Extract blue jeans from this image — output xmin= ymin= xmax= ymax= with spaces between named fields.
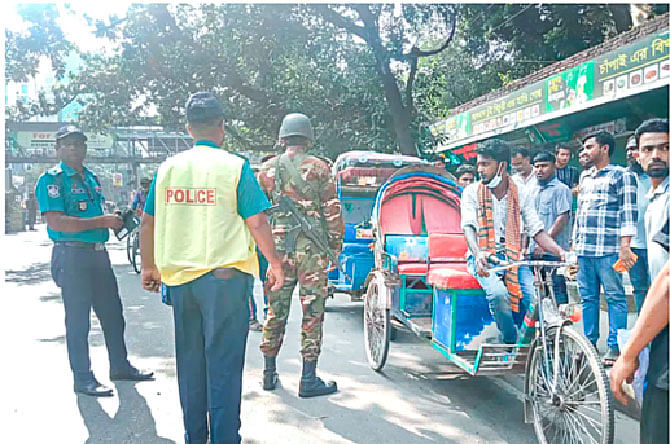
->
xmin=630 ymin=248 xmax=650 ymax=312
xmin=577 ymin=255 xmax=627 ymax=350
xmin=468 ymin=256 xmax=533 ymax=343
xmin=171 ymin=269 xmax=251 ymax=444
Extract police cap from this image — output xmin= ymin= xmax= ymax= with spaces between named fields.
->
xmin=185 ymin=92 xmax=225 ymax=123
xmin=56 ymin=125 xmax=87 ymax=141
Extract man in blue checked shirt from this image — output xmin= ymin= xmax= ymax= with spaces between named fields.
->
xmin=573 ymin=130 xmax=638 ymax=367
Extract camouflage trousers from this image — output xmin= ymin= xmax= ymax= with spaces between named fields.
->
xmin=260 ymin=243 xmax=329 ymax=361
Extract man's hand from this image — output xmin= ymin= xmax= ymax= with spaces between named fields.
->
xmin=99 ymin=214 xmax=123 ymax=230
xmin=476 ymin=251 xmax=491 ymax=277
xmin=266 ymin=259 xmax=284 ymax=291
xmin=532 ymin=246 xmax=544 ymax=259
xmin=141 ymin=265 xmax=162 ymax=293
xmin=609 ymin=353 xmax=639 ymax=405
xmin=617 ymin=245 xmax=637 ymax=272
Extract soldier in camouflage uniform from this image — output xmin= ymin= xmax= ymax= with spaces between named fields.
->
xmin=257 ymin=113 xmax=344 ymax=398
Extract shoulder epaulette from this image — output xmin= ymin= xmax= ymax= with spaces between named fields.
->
xmin=46 ymin=165 xmax=64 ymax=176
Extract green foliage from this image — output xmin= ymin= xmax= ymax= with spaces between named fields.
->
xmin=6 ymin=4 xmax=665 ymax=158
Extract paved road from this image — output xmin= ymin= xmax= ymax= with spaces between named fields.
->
xmin=2 ymin=225 xmax=639 ymax=443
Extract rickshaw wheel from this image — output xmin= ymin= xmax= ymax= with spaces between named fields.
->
xmin=527 ymin=325 xmax=613 ymax=444
xmin=363 ymin=278 xmax=390 ymax=372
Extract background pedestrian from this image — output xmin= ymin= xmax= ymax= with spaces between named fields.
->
xmin=572 ymin=131 xmax=638 ymax=366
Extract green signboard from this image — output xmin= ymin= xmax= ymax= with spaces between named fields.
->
xmin=593 ymin=31 xmax=670 ymax=99
xmin=546 ymin=61 xmax=595 ymax=112
xmin=431 ymin=28 xmax=670 ymax=149
xmin=469 ymin=82 xmax=545 ymax=136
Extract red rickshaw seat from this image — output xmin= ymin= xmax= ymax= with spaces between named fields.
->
xmin=428 ymin=263 xmax=481 ymax=289
xmin=397 ymin=263 xmax=429 ymax=274
xmin=428 ymin=233 xmax=468 ymax=260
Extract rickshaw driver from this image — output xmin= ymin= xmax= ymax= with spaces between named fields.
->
xmin=460 ymin=139 xmax=568 ymax=344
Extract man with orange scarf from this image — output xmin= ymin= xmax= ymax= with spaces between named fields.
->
xmin=461 ymin=139 xmax=568 ymax=343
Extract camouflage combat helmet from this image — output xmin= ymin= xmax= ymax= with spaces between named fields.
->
xmin=278 ymin=113 xmax=314 ymax=141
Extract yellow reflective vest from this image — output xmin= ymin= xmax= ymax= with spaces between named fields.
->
xmin=154 ymin=146 xmax=258 ymax=286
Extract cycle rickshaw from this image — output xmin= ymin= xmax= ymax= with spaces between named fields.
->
xmin=363 ymin=166 xmax=613 ymax=444
xmin=328 ymin=151 xmax=427 ymax=301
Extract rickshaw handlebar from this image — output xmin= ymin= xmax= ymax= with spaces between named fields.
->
xmin=486 ymin=255 xmax=577 ymax=273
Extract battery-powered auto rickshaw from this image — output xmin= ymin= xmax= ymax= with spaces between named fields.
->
xmin=328 ymin=151 xmax=427 ymax=300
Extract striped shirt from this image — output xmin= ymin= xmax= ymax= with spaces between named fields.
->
xmin=572 ymin=164 xmax=638 ymax=256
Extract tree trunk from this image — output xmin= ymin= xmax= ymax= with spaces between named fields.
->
xmin=376 ymin=59 xmax=417 ymax=156
xmin=609 ymin=4 xmax=633 ymax=33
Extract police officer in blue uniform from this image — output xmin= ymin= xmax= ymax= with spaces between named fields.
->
xmin=35 ymin=126 xmax=154 ymax=397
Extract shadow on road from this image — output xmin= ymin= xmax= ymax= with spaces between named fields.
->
xmin=5 ymin=262 xmax=52 ymax=285
xmin=77 ymin=383 xmax=175 ymax=444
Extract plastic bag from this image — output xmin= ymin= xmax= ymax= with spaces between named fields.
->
xmin=617 ymin=328 xmax=649 ymax=408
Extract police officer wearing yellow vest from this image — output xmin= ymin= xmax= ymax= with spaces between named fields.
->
xmin=35 ymin=126 xmax=154 ymax=397
xmin=139 ymin=92 xmax=283 ymax=444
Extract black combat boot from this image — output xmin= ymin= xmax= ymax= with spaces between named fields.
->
xmin=298 ymin=359 xmax=337 ymax=398
xmin=262 ymin=355 xmax=278 ymax=391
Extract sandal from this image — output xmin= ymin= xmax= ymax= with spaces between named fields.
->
xmin=601 ymin=348 xmax=619 ymax=367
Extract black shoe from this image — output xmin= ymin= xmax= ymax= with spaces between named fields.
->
xmin=110 ymin=367 xmax=154 ymax=381
xmin=74 ymin=380 xmax=114 ymax=397
xmin=298 ymin=360 xmax=337 ymax=398
xmin=601 ymin=348 xmax=619 ymax=368
xmin=262 ymin=355 xmax=278 ymax=391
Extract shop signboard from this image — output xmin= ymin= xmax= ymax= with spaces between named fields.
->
xmin=113 ymin=172 xmax=123 ymax=187
xmin=546 ymin=61 xmax=595 ymax=112
xmin=430 ymin=113 xmax=469 ymax=141
xmin=469 ymin=83 xmax=545 ymax=136
xmin=594 ymin=30 xmax=670 ymax=100
xmin=433 ymin=27 xmax=669 ymax=150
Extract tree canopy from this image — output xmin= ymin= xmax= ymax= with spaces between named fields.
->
xmin=6 ymin=4 xmax=667 ymax=157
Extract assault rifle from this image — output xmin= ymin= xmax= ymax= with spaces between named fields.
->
xmin=269 ymin=195 xmax=351 ymax=283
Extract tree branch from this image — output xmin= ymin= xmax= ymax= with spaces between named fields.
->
xmin=413 ymin=10 xmax=456 ymax=57
xmin=405 ymin=10 xmax=456 ymax=113
xmin=312 ymin=5 xmax=368 ymax=41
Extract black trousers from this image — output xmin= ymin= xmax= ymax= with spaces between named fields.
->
xmin=51 ymin=245 xmax=130 ymax=383
xmin=171 ymin=269 xmax=251 ymax=444
xmin=641 ymin=385 xmax=669 ymax=444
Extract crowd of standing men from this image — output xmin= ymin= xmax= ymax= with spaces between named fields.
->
xmin=458 ymin=118 xmax=668 ymax=444
xmin=32 ymin=88 xmax=667 ymax=444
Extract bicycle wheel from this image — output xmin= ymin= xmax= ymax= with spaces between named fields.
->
xmin=363 ymin=276 xmax=390 ymax=372
xmin=126 ymin=233 xmax=132 ymax=262
xmin=131 ymin=231 xmax=141 ymax=274
xmin=527 ymin=325 xmax=613 ymax=444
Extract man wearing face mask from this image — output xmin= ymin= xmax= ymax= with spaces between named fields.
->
xmin=460 ymin=139 xmax=567 ymax=344
xmin=624 ymin=136 xmax=651 ymax=312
